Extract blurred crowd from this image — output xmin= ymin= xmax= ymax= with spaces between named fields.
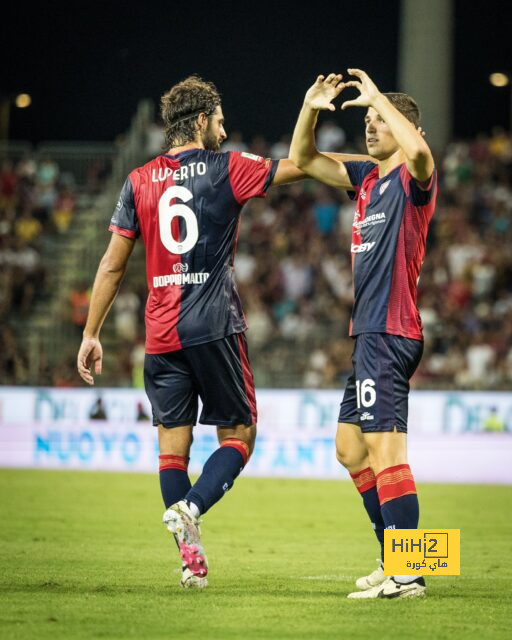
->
xmin=2 ymin=122 xmax=512 ymax=390
xmin=0 ymin=155 xmax=78 ymax=383
xmin=140 ymin=122 xmax=512 ymax=390
xmin=0 ymin=152 xmax=112 ymax=385
xmin=415 ymin=128 xmax=512 ymax=389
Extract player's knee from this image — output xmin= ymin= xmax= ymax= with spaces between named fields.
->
xmin=158 ymin=424 xmax=193 ymax=457
xmin=336 ymin=444 xmax=365 ymax=471
xmin=160 ymin=441 xmax=193 ymax=457
xmin=368 ymin=450 xmax=407 ymax=475
xmin=365 ymin=431 xmax=408 ymax=473
xmin=218 ymin=424 xmax=256 ymax=455
xmin=236 ymin=424 xmax=257 ymax=454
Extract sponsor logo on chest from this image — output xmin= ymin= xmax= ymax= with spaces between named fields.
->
xmin=351 ymin=242 xmax=376 ymax=253
xmin=153 ymin=270 xmax=210 ymax=288
xmin=354 ymin=211 xmax=387 ymax=230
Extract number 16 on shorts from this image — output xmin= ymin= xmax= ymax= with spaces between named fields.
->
xmin=356 ymin=378 xmax=376 ymax=408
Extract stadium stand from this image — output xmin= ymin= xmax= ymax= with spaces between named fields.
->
xmin=1 ymin=104 xmax=511 ymax=390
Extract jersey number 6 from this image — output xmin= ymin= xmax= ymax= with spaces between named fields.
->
xmin=158 ymin=185 xmax=199 ymax=255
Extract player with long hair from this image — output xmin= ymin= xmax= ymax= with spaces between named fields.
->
xmin=77 ymin=75 xmax=350 ymax=589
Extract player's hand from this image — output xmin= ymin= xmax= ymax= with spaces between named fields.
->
xmin=341 ymin=68 xmax=381 ymax=110
xmin=304 ymin=73 xmax=346 ymax=111
xmin=77 ymin=336 xmax=103 ymax=385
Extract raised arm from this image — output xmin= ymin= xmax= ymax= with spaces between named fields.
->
xmin=272 ymin=153 xmax=374 ymax=186
xmin=342 ymin=68 xmax=434 ymax=182
xmin=77 ymin=233 xmax=135 ymax=385
xmin=288 ymin=74 xmax=356 ymax=189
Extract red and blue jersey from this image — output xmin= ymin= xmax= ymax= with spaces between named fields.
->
xmin=109 ymin=149 xmax=278 ymax=354
xmin=344 ymin=161 xmax=437 ymax=340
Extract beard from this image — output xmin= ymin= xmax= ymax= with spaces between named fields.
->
xmin=201 ymin=123 xmax=221 ymax=151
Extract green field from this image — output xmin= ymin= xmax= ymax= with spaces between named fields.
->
xmin=0 ymin=470 xmax=510 ymax=640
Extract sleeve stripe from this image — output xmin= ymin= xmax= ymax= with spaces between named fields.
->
xmin=108 ymin=224 xmax=137 ymax=239
xmin=416 ymin=168 xmax=436 ymax=191
xmin=400 ymin=164 xmax=437 ymax=205
xmin=262 ymin=159 xmax=279 ymax=193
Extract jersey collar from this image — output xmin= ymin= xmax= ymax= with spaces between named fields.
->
xmin=163 ymin=149 xmax=201 ymax=160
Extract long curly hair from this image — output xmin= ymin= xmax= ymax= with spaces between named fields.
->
xmin=160 ymin=75 xmax=221 ymax=149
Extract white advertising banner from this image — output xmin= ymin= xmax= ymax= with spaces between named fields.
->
xmin=0 ymin=387 xmax=511 ymax=483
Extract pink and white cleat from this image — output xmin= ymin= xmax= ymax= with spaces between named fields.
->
xmin=181 ymin=565 xmax=208 ymax=589
xmin=163 ymin=500 xmax=208 ymax=587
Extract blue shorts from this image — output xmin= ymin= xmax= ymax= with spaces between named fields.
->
xmin=338 ymin=333 xmax=423 ymax=433
xmin=144 ymin=333 xmax=257 ymax=428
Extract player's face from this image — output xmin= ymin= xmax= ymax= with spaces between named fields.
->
xmin=364 ymin=107 xmax=399 ymax=159
xmin=202 ymin=106 xmax=227 ymax=152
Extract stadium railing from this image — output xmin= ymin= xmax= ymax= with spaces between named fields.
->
xmin=6 ymin=100 xmax=155 ymax=386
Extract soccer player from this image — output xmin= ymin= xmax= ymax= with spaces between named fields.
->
xmin=76 ymin=75 xmax=317 ymax=589
xmin=290 ymin=70 xmax=436 ymax=599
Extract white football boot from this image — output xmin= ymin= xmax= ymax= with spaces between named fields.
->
xmin=355 ymin=560 xmax=386 ymax=590
xmin=181 ymin=565 xmax=208 ymax=589
xmin=163 ymin=500 xmax=208 ymax=587
xmin=348 ymin=576 xmax=426 ymax=599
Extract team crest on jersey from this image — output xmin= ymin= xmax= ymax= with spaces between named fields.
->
xmin=173 ymin=263 xmax=189 ymax=273
xmin=379 ymin=180 xmax=390 ymax=195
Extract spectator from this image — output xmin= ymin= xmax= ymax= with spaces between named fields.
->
xmin=222 ymin=131 xmax=248 ymax=153
xmin=130 ymin=338 xmax=146 ymax=389
xmin=136 ymin=401 xmax=150 ymax=421
xmin=37 ymin=158 xmax=59 ymax=186
xmin=114 ymin=287 xmax=141 ymax=342
xmin=89 ymin=397 xmax=108 ymax=420
xmin=69 ymin=282 xmax=90 ymax=336
xmin=317 ymin=119 xmax=346 ymax=152
xmin=52 ymin=187 xmax=76 ymax=234
xmin=270 ymin=134 xmax=291 ymax=159
xmin=0 ymin=160 xmax=17 ymax=210
xmin=15 ymin=207 xmax=42 ymax=244
xmin=144 ymin=121 xmax=165 ymax=158
xmin=312 ymin=184 xmax=339 ymax=235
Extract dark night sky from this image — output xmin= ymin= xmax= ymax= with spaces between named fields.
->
xmin=2 ymin=0 xmax=512 ymax=145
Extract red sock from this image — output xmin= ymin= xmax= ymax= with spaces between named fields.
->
xmin=159 ymin=454 xmax=191 ymax=508
xmin=376 ymin=464 xmax=419 ymax=529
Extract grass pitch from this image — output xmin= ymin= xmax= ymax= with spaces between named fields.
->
xmin=0 ymin=469 xmax=510 ymax=640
